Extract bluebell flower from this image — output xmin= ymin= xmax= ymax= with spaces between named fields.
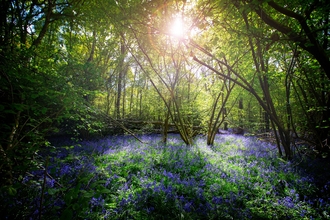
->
xmin=105 ymin=178 xmax=112 ymax=187
xmin=89 ymin=197 xmax=105 ymax=214
xmin=196 ymin=188 xmax=204 ymax=200
xmin=212 ymin=196 xmax=223 ymax=204
xmin=279 ymin=196 xmax=295 ymax=208
xmin=147 ymin=206 xmax=154 ymax=213
xmin=184 ymin=201 xmax=193 ymax=212
xmin=178 ymin=195 xmax=185 ymax=202
xmin=300 ymin=209 xmax=306 ymax=217
xmin=119 ymin=198 xmax=128 ymax=207
xmin=33 ymin=209 xmax=39 ymax=216
xmin=318 ymin=198 xmax=324 ymax=207
xmin=46 ymin=178 xmax=55 ymax=188
xmin=60 ymin=164 xmax=70 ymax=175
xmin=90 ymin=197 xmax=98 ymax=206
xmin=22 ymin=175 xmax=31 ymax=184
xmin=165 ymin=185 xmax=173 ymax=195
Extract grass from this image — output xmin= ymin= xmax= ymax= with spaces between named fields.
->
xmin=1 ymin=134 xmax=329 ymax=219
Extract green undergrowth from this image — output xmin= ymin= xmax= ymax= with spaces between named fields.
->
xmin=1 ymin=134 xmax=329 ymax=219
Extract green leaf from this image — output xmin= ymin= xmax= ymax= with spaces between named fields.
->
xmin=41 ymin=107 xmax=48 ymax=114
xmin=48 ymin=188 xmax=58 ymax=195
xmin=60 ymin=209 xmax=73 ymax=220
xmin=105 ymin=203 xmax=117 ymax=209
xmin=82 ymin=190 xmax=94 ymax=198
xmin=100 ymin=188 xmax=112 ymax=194
xmin=7 ymin=186 xmax=17 ymax=196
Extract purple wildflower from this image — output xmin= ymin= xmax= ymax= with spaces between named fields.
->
xmin=46 ymin=178 xmax=55 ymax=188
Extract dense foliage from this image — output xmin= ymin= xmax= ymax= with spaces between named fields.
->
xmin=1 ymin=134 xmax=329 ymax=219
xmin=0 ymin=0 xmax=329 ymax=218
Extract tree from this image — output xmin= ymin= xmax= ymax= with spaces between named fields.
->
xmin=0 ymin=0 xmax=81 ymax=184
xmin=236 ymin=0 xmax=330 ymax=153
xmin=206 ymin=59 xmax=236 ymax=145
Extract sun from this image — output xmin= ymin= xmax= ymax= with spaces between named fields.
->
xmin=169 ymin=16 xmax=185 ymax=39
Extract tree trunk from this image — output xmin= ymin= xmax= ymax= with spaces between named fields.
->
xmin=238 ymin=98 xmax=243 ymax=129
xmin=116 ymin=42 xmax=126 ymax=119
xmin=162 ymin=107 xmax=170 ymax=144
xmin=130 ymin=68 xmax=137 ymax=114
xmin=242 ymin=11 xmax=292 ymax=159
xmin=223 ymin=108 xmax=228 ymax=131
xmin=263 ymin=97 xmax=270 ymax=132
xmin=122 ymin=67 xmax=126 ymax=118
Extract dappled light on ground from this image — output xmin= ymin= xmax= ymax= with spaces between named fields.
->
xmin=1 ymin=134 xmax=329 ymax=219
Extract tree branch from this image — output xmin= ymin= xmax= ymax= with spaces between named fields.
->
xmin=268 ymin=1 xmax=304 ymax=21
xmin=252 ymin=4 xmax=330 ymax=79
xmin=32 ymin=0 xmax=54 ymax=47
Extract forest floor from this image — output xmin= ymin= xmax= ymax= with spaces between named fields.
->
xmin=1 ymin=134 xmax=330 ymax=219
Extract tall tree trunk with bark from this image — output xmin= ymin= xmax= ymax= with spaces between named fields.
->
xmin=116 ymin=41 xmax=126 ymax=119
